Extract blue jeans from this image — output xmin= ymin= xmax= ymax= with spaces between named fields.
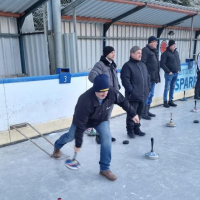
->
xmin=54 ymin=121 xmax=112 ymax=171
xmin=163 ymin=73 xmax=178 ymax=102
xmin=145 ymin=82 xmax=156 ymax=105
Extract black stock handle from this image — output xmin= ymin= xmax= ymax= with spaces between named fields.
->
xmin=73 ymin=152 xmax=77 ymax=160
xmin=151 ymin=138 xmax=154 ymax=152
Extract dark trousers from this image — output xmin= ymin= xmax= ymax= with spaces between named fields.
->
xmin=195 ymin=71 xmax=200 ymax=97
xmin=126 ymin=101 xmax=144 ymax=132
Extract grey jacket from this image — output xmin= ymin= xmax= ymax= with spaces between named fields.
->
xmin=89 ymin=56 xmax=120 ymax=90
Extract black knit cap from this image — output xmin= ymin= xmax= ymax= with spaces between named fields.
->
xmin=168 ymin=40 xmax=176 ymax=47
xmin=93 ymin=74 xmax=109 ymax=92
xmin=148 ymin=36 xmax=158 ymax=44
xmin=103 ymin=46 xmax=115 ymax=57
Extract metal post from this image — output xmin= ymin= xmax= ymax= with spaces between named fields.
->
xmin=73 ymin=7 xmax=79 ymax=72
xmin=47 ymin=0 xmax=53 ymax=32
xmin=52 ymin=0 xmax=63 ymax=68
xmin=17 ymin=19 xmax=26 ymax=75
xmin=189 ymin=16 xmax=194 ymax=58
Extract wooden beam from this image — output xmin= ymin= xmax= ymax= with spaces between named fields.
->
xmin=62 ymin=16 xmax=111 ymax=23
xmin=0 ymin=11 xmax=20 ymax=18
xmin=167 ymin=26 xmax=200 ymax=31
xmin=147 ymin=3 xmax=197 ymax=15
xmin=114 ymin=22 xmax=162 ymax=28
xmin=62 ymin=16 xmax=200 ymax=31
xmin=95 ymin=0 xmax=145 ymax=6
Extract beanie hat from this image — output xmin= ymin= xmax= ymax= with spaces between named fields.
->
xmin=130 ymin=46 xmax=141 ymax=54
xmin=148 ymin=36 xmax=158 ymax=44
xmin=168 ymin=40 xmax=176 ymax=47
xmin=93 ymin=74 xmax=109 ymax=92
xmin=103 ymin=46 xmax=115 ymax=57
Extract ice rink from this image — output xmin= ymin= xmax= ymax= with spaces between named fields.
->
xmin=1 ymin=98 xmax=200 ymax=200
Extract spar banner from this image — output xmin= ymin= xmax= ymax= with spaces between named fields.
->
xmin=175 ymin=64 xmax=197 ymax=92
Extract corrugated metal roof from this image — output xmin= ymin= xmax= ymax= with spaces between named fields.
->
xmin=135 ymin=0 xmax=199 ymax=12
xmin=0 ymin=0 xmax=41 ymax=13
xmin=119 ymin=7 xmax=187 ymax=25
xmin=62 ymin=0 xmax=200 ymax=28
xmin=66 ymin=0 xmax=137 ymax=19
xmin=175 ymin=15 xmax=200 ymax=28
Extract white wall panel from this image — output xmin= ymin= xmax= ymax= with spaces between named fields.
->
xmin=3 ymin=77 xmax=87 ymax=130
xmin=0 ymin=17 xmax=21 ymax=77
xmin=0 ymin=17 xmax=18 ymax=34
xmin=62 ymin=21 xmax=196 ymax=71
xmin=0 ymin=37 xmax=21 ymax=77
xmin=161 ymin=29 xmax=196 ymax=62
xmin=23 ymin=34 xmax=50 ymax=76
xmin=0 ymin=84 xmax=8 ymax=131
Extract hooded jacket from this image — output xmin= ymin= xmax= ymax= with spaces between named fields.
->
xmin=89 ymin=56 xmax=120 ymax=90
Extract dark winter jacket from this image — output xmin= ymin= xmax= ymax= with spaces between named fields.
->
xmin=141 ymin=45 xmax=160 ymax=83
xmin=89 ymin=56 xmax=120 ymax=90
xmin=120 ymin=57 xmax=150 ymax=102
xmin=73 ymin=87 xmax=136 ymax=148
xmin=161 ymin=47 xmax=181 ymax=74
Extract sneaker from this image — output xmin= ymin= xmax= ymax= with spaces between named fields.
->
xmin=163 ymin=101 xmax=170 ymax=108
xmin=52 ymin=148 xmax=61 ymax=158
xmin=84 ymin=128 xmax=92 ymax=134
xmin=168 ymin=100 xmax=177 ymax=107
xmin=86 ymin=128 xmax=96 ymax=136
xmin=100 ymin=170 xmax=117 ymax=181
xmin=134 ymin=128 xmax=146 ymax=136
xmin=127 ymin=131 xmax=135 ymax=138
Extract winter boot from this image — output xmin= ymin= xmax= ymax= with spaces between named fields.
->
xmin=95 ymin=134 xmax=100 ymax=144
xmin=147 ymin=105 xmax=156 ymax=117
xmin=127 ymin=130 xmax=135 ymax=138
xmin=134 ymin=127 xmax=146 ymax=136
xmin=95 ymin=134 xmax=116 ymax=144
xmin=52 ymin=148 xmax=61 ymax=158
xmin=194 ymin=94 xmax=200 ymax=100
xmin=142 ymin=105 xmax=151 ymax=120
xmin=163 ymin=101 xmax=170 ymax=108
xmin=168 ymin=100 xmax=177 ymax=107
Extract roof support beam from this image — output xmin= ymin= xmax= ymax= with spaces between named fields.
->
xmin=18 ymin=0 xmax=49 ymax=31
xmin=193 ymin=30 xmax=200 ymax=60
xmin=157 ymin=13 xmax=197 ymax=38
xmin=103 ymin=4 xmax=146 ymax=48
xmin=17 ymin=0 xmax=49 ymax=75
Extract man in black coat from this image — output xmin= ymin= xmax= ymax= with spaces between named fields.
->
xmin=141 ymin=36 xmax=160 ymax=120
xmin=120 ymin=46 xmax=149 ymax=138
xmin=52 ymin=74 xmax=139 ymax=181
xmin=161 ymin=40 xmax=181 ymax=107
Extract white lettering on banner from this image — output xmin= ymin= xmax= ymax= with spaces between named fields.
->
xmin=175 ymin=64 xmax=197 ymax=92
